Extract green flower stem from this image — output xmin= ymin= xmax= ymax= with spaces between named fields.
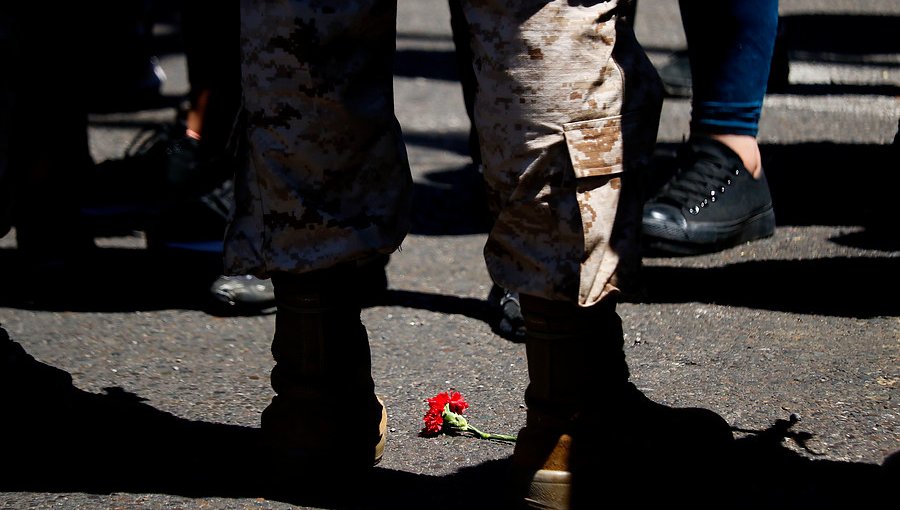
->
xmin=443 ymin=407 xmax=517 ymax=442
xmin=467 ymin=424 xmax=517 ymax=442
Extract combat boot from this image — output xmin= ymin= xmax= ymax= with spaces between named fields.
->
xmin=261 ymin=263 xmax=387 ymax=470
xmin=511 ymin=295 xmax=734 ymax=509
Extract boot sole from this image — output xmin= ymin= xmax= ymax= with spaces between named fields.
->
xmin=373 ymin=403 xmax=387 ymax=465
xmin=262 ymin=398 xmax=388 ymax=468
xmin=643 ymin=207 xmax=776 ymax=256
xmin=522 ymin=469 xmax=572 ymax=510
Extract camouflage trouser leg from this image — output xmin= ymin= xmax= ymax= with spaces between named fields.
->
xmin=227 ymin=0 xmax=661 ymax=307
xmin=461 ymin=0 xmax=663 ymax=306
xmin=225 ymin=1 xmax=412 ymax=277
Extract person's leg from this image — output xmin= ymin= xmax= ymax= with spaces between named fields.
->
xmin=229 ymin=0 xmax=410 ymax=467
xmin=448 ymin=0 xmax=528 ymax=341
xmin=83 ymin=2 xmax=241 ymax=246
xmin=447 ymin=0 xmax=480 ymax=169
xmin=684 ymin=0 xmax=779 ymax=176
xmin=6 ymin=5 xmax=95 ymax=269
xmin=164 ymin=0 xmax=280 ymax=314
xmin=180 ymin=0 xmax=242 ymax=168
xmin=137 ymin=0 xmax=243 ymax=254
xmin=151 ymin=0 xmax=242 ymax=200
xmin=643 ymin=0 xmax=779 ymax=256
xmin=460 ymin=1 xmax=732 ymax=507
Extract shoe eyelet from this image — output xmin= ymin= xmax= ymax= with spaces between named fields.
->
xmin=689 ymin=206 xmax=699 ymax=215
xmin=726 ymin=179 xmax=732 ymax=186
xmin=710 ymin=196 xmax=716 ymax=202
xmin=720 ymin=186 xmax=727 ymax=193
xmin=734 ymin=168 xmax=741 ymax=175
xmin=700 ymin=201 xmax=707 ymax=208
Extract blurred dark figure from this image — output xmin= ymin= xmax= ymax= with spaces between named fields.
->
xmin=1 ymin=4 xmax=96 ymax=273
xmin=1 ymin=1 xmax=249 ymax=309
xmin=2 ymin=1 xmax=173 ymax=267
xmin=83 ymin=1 xmax=168 ymax=113
xmin=81 ymin=1 xmax=274 ymax=314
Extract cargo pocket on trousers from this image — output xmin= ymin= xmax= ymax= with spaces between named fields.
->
xmin=562 ymin=114 xmax=636 ymax=179
xmin=562 ymin=114 xmax=640 ymax=305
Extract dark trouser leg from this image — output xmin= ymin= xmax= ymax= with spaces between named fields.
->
xmin=681 ymin=0 xmax=780 ymax=137
xmin=262 ymin=263 xmax=386 ymax=467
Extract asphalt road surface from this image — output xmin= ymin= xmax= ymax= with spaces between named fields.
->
xmin=2 ymin=1 xmax=898 ymax=509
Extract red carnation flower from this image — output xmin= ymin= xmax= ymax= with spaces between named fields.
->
xmin=420 ymin=390 xmax=516 ymax=442
xmin=427 ymin=390 xmax=468 ymax=415
xmin=423 ymin=409 xmax=444 ymax=435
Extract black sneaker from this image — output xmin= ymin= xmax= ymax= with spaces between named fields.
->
xmin=81 ymin=124 xmax=194 ymax=223
xmin=642 ymin=137 xmax=776 ymax=256
xmin=487 ymin=284 xmax=525 ymax=342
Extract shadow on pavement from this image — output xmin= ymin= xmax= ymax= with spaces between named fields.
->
xmin=0 ymin=247 xmax=226 ymax=314
xmin=772 ymin=13 xmax=900 ymax=98
xmin=629 ymin=256 xmax=900 ymax=318
xmin=408 ymin=163 xmax=493 ymax=236
xmin=762 ymin=142 xmax=899 ymax=234
xmin=2 ymin=243 xmax=897 ymax=323
xmin=2 ymin=329 xmax=895 ymax=509
xmin=780 ymin=14 xmax=900 ymax=60
xmin=0 ymin=246 xmax=496 ymax=322
xmin=394 ymin=48 xmax=461 ymax=82
xmin=380 ymin=289 xmax=493 ymax=324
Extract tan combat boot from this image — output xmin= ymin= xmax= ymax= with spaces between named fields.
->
xmin=512 ymin=295 xmax=734 ymax=509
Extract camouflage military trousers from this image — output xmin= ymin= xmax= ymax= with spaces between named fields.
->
xmin=226 ymin=0 xmax=662 ymax=306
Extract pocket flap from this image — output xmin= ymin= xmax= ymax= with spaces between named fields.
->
xmin=563 ymin=116 xmax=625 ymax=179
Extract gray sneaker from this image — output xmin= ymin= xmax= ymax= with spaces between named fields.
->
xmin=209 ymin=274 xmax=275 ymax=315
